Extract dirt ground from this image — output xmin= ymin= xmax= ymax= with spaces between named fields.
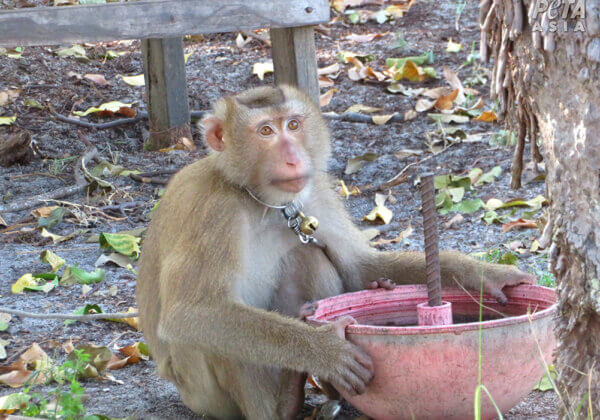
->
xmin=0 ymin=0 xmax=559 ymax=418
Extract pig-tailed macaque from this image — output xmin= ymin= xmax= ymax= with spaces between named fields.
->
xmin=136 ymin=85 xmax=534 ymax=419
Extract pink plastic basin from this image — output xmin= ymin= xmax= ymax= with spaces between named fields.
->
xmin=307 ymin=284 xmax=557 ymax=420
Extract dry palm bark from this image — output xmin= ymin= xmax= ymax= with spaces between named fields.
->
xmin=479 ymin=0 xmax=599 ymax=415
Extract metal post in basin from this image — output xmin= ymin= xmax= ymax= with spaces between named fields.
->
xmin=417 ymin=172 xmax=453 ymax=326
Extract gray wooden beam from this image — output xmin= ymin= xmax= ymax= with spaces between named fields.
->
xmin=270 ymin=26 xmax=320 ymax=106
xmin=141 ymin=37 xmax=191 ymax=151
xmin=0 ymin=0 xmax=329 ymax=47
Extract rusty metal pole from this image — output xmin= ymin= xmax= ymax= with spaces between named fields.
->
xmin=420 ymin=172 xmax=442 ymax=307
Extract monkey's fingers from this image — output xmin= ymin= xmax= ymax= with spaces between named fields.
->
xmin=298 ymin=301 xmax=318 ymax=320
xmin=369 ymin=277 xmax=395 ymax=290
xmin=330 ymin=315 xmax=357 ymax=340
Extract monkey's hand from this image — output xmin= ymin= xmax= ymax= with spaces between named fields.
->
xmin=460 ymin=262 xmax=536 ymax=304
xmin=298 ymin=301 xmax=318 ymax=320
xmin=316 ymin=316 xmax=374 ymax=397
xmin=367 ymin=277 xmax=395 ymax=291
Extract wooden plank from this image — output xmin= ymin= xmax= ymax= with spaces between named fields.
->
xmin=270 ymin=26 xmax=320 ymax=106
xmin=0 ymin=0 xmax=329 ymax=47
xmin=141 ymin=37 xmax=191 ymax=151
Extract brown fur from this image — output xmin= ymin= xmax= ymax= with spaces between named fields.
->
xmin=136 ymin=85 xmax=534 ymax=420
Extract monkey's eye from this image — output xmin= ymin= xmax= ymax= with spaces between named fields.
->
xmin=259 ymin=125 xmax=274 ymax=136
xmin=287 ymin=119 xmax=300 ymax=131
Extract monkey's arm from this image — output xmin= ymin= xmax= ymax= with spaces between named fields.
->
xmin=312 ymin=182 xmax=534 ymax=302
xmin=157 ymin=300 xmax=373 ymax=395
xmin=370 ymin=250 xmax=535 ymax=303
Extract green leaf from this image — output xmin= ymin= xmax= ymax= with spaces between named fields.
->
xmin=474 ymin=166 xmax=502 ymax=186
xmin=0 ymin=115 xmax=17 ymax=126
xmin=38 ymin=206 xmax=69 ymax=228
xmin=344 ymin=152 xmax=379 ymax=175
xmin=497 ymin=252 xmax=518 ymax=266
xmin=347 ymin=12 xmax=360 ymax=24
xmin=40 ymin=250 xmax=66 ymax=272
xmin=0 ymin=313 xmax=11 ymax=332
xmin=24 ymin=99 xmax=43 ymax=109
xmin=99 ymin=232 xmax=141 ymax=259
xmin=21 ymin=274 xmax=59 ymax=293
xmin=439 ymin=198 xmax=484 ymax=215
xmin=61 ymin=266 xmax=106 ymax=286
xmin=65 ymin=304 xmax=103 ymax=325
xmin=385 ymin=51 xmax=434 ymax=68
xmin=534 ymin=366 xmax=556 ymax=392
xmin=447 ymin=187 xmax=465 ymax=203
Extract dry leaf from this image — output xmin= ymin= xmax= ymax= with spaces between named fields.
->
xmin=31 ymin=206 xmax=58 ymax=218
xmin=0 ymin=88 xmax=21 ymax=106
xmin=318 ymin=75 xmax=335 ymax=88
xmin=319 ymin=89 xmax=337 ymax=107
xmin=404 ymin=109 xmax=418 ymax=120
xmin=121 ymin=74 xmax=145 ymax=87
xmin=501 ymin=218 xmax=538 ymax=232
xmin=371 ymin=221 xmax=413 ymax=245
xmin=318 ymin=63 xmax=340 ymax=75
xmin=345 ymin=33 xmax=384 ymax=43
xmin=434 ymin=89 xmax=459 ymax=110
xmin=421 ymin=86 xmax=450 ymax=99
xmin=252 ymin=62 xmax=274 ymax=80
xmin=345 ymin=104 xmax=383 ymax=114
xmin=84 ymin=74 xmax=111 ymax=87
xmin=372 ymin=114 xmax=395 ymax=125
xmin=122 ymin=307 xmax=139 ymax=330
xmin=347 ymin=57 xmax=386 ymax=82
xmin=0 ymin=343 xmax=51 ymax=387
xmin=363 ymin=193 xmax=393 ymax=224
xmin=339 ymin=180 xmax=360 ymax=198
xmin=442 ymin=67 xmax=466 ymax=104
xmin=0 ymin=214 xmax=6 ymax=227
xmin=474 ymin=110 xmax=498 ymax=122
xmin=415 ymin=98 xmax=435 ymax=113
xmin=444 ymin=214 xmax=464 ymax=229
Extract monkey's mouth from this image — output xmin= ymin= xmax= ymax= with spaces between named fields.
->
xmin=271 ymin=175 xmax=310 ymax=193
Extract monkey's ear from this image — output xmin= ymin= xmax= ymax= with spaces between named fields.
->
xmin=203 ymin=116 xmax=225 ymax=152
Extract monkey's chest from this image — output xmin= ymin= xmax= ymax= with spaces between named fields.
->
xmin=233 ymin=223 xmax=301 ymax=309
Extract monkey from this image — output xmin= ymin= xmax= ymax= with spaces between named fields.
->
xmin=136 ymin=85 xmax=534 ymax=420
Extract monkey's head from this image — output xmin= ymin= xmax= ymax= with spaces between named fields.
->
xmin=202 ymin=85 xmax=330 ymax=203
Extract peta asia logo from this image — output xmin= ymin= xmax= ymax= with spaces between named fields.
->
xmin=531 ymin=0 xmax=586 ymax=32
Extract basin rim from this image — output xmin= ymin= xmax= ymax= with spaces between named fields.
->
xmin=307 ymin=284 xmax=557 ymax=336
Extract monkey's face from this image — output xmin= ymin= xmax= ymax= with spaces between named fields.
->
xmin=247 ymin=112 xmax=312 ymax=194
xmin=203 ymin=86 xmax=330 ymax=204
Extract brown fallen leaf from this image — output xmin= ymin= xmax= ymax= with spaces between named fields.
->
xmin=421 ymin=86 xmax=451 ymax=99
xmin=118 ymin=342 xmax=149 ymax=363
xmin=318 ymin=75 xmax=335 ymax=88
xmin=84 ymin=74 xmax=111 ymax=87
xmin=319 ymin=89 xmax=337 ymax=107
xmin=347 ymin=57 xmax=386 ymax=82
xmin=318 ymin=63 xmax=340 ymax=76
xmin=502 ymin=218 xmax=538 ymax=232
xmin=415 ymin=98 xmax=435 ymax=113
xmin=372 ymin=114 xmax=395 ymax=125
xmin=434 ymin=88 xmax=459 ymax=110
xmin=474 ymin=110 xmax=498 ymax=122
xmin=0 ymin=343 xmax=51 ymax=388
xmin=442 ymin=66 xmax=466 ymax=104
xmin=0 ymin=88 xmax=21 ymax=106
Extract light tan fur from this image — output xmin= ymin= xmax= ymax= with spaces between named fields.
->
xmin=136 ymin=85 xmax=534 ymax=420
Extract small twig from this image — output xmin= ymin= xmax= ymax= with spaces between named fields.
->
xmin=0 ymin=307 xmax=138 ymax=321
xmin=50 ymin=109 xmax=408 ymax=131
xmin=0 ymin=184 xmax=87 ymax=214
xmin=129 ymin=173 xmax=169 ymax=185
xmin=99 ymin=201 xmax=143 ymax=216
xmin=9 ymin=172 xmax=65 ymax=182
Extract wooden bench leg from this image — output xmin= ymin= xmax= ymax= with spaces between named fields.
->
xmin=141 ymin=37 xmax=192 ymax=150
xmin=270 ymin=26 xmax=320 ymax=106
